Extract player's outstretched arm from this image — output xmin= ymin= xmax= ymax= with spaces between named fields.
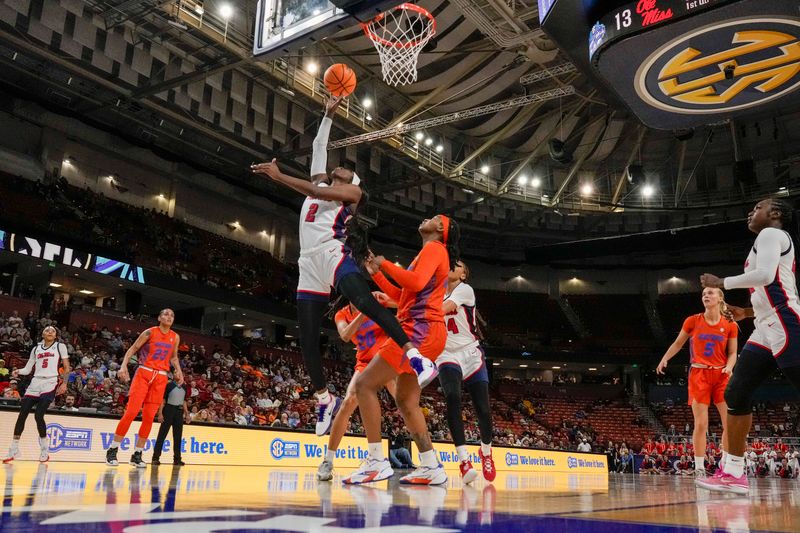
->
xmin=310 ymin=96 xmax=343 ymax=185
xmin=252 ymin=159 xmax=360 ymax=203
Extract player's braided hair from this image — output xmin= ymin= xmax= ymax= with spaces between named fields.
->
xmin=345 ymin=189 xmax=371 ymax=266
xmin=443 ymin=217 xmax=461 ymax=271
xmin=767 ymin=197 xmax=794 ymax=228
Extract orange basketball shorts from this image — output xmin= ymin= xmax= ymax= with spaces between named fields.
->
xmin=378 ymin=320 xmax=446 ymax=375
xmin=688 ymin=367 xmax=729 ymax=406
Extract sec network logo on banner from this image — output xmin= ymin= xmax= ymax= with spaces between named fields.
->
xmin=270 ymin=438 xmax=300 ymax=460
xmin=568 ymin=456 xmax=579 ymax=469
xmin=46 ymin=423 xmax=92 ymax=452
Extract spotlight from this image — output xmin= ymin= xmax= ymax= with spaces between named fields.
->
xmin=304 ymin=61 xmax=319 ymax=74
xmin=415 ymin=132 xmax=424 ymax=141
xmin=580 ymin=183 xmax=593 ymax=196
xmin=219 ymin=4 xmax=234 ymax=19
xmin=641 ymin=184 xmax=654 ymax=197
xmin=480 ymin=165 xmax=489 ymax=174
xmin=362 ymin=97 xmax=373 ymax=109
xmin=531 ymin=177 xmax=542 ymax=188
xmin=517 ymin=175 xmax=528 ymax=185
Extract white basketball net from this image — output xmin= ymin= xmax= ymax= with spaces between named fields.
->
xmin=362 ymin=3 xmax=436 ymax=87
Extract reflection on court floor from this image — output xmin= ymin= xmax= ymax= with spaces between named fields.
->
xmin=1 ymin=462 xmax=798 ymax=532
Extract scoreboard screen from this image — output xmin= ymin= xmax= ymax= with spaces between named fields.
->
xmin=589 ymin=0 xmax=731 ymax=60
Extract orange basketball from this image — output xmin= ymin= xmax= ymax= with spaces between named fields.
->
xmin=324 ymin=63 xmax=357 ymax=97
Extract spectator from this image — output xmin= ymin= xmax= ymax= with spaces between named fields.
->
xmin=0 ymin=359 xmax=9 ymax=381
xmin=3 ymin=380 xmax=20 ymax=399
xmin=639 ymin=454 xmax=657 ymax=475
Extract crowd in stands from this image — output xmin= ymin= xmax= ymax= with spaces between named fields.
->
xmin=0 ymin=175 xmax=296 ymax=304
xmin=0 ymin=307 xmax=641 ymax=453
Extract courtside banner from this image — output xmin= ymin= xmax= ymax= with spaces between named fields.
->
xmin=0 ymin=410 xmax=383 ymax=467
xmin=411 ymin=441 xmax=608 ymax=474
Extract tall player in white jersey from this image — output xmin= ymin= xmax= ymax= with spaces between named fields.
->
xmin=3 ymin=326 xmax=70 ymax=463
xmin=698 ymin=197 xmax=800 ymax=494
xmin=437 ymin=261 xmax=496 ymax=483
xmin=251 ymin=97 xmax=435 ymax=436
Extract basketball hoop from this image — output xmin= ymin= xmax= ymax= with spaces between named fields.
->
xmin=361 ymin=3 xmax=436 ymax=87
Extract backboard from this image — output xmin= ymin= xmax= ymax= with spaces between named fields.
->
xmin=253 ymin=0 xmax=402 ymax=59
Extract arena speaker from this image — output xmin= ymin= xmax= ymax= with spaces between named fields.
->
xmin=733 ymin=159 xmax=755 ymax=186
xmin=627 ymin=164 xmax=645 ymax=185
xmin=548 ymin=138 xmax=572 ymax=163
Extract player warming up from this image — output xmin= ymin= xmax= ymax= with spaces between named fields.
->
xmin=344 ymin=214 xmax=460 ymax=485
xmin=656 ymin=287 xmax=737 ymax=479
xmin=251 ymin=96 xmax=435 ymax=436
xmin=106 ymin=308 xmax=183 ymax=467
xmin=317 ymin=294 xmax=398 ymax=481
xmin=698 ymin=198 xmax=800 ymax=494
xmin=438 ymin=260 xmax=495 ymax=483
xmin=3 ymin=326 xmax=69 ymax=463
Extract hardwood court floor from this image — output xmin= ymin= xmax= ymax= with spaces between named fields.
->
xmin=1 ymin=462 xmax=798 ymax=532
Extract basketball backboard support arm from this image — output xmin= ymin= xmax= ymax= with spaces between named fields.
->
xmin=253 ymin=0 xmax=400 ymax=60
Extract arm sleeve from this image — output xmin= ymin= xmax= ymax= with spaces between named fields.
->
xmin=681 ymin=316 xmax=696 ymax=335
xmin=18 ymin=347 xmax=36 ymax=376
xmin=379 ymin=243 xmax=446 ymax=292
xmin=311 ymin=117 xmax=332 ymax=176
xmin=449 ymin=283 xmax=476 ymax=308
xmin=724 ymin=228 xmax=787 ymax=290
xmin=370 ymin=272 xmax=402 ymax=301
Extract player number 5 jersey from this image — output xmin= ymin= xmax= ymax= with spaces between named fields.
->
xmin=21 ymin=341 xmax=68 ymax=378
xmin=444 ymin=282 xmax=481 ymax=352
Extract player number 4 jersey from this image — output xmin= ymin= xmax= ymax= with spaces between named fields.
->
xmin=444 ymin=282 xmax=481 ymax=352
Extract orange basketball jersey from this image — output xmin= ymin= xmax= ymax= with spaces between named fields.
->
xmin=682 ymin=314 xmax=737 ymax=367
xmin=335 ymin=305 xmax=387 ymax=366
xmin=138 ymin=326 xmax=177 ymax=372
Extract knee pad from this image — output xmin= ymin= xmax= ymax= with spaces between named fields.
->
xmin=724 ymin=377 xmax=753 ymax=416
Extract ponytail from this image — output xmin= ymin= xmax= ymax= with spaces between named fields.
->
xmin=717 ymin=288 xmax=734 ymax=322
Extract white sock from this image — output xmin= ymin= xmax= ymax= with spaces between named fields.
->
xmin=406 ymin=347 xmax=422 ymax=359
xmin=481 ymin=442 xmax=492 ymax=455
xmin=726 ymin=454 xmax=744 ymax=478
xmin=109 ymin=441 xmax=120 ymax=449
xmin=39 ymin=437 xmax=49 ymax=450
xmin=368 ymin=442 xmax=384 ymax=462
xmin=316 ymin=390 xmax=331 ymax=404
xmin=326 ymin=449 xmax=336 ymax=463
xmin=457 ymin=445 xmax=469 ymax=462
xmin=419 ymin=449 xmax=438 ymax=468
xmin=9 ymin=440 xmax=19 ymax=452
xmin=695 ymin=456 xmax=705 ymax=471
xmin=720 ymin=450 xmax=728 ymax=469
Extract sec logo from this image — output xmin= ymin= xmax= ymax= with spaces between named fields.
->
xmin=568 ymin=456 xmax=578 ymax=469
xmin=635 ymin=18 xmax=800 ymax=114
xmin=269 ymin=438 xmax=300 ymax=460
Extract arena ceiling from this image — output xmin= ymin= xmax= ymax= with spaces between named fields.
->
xmin=0 ymin=0 xmax=799 ymax=260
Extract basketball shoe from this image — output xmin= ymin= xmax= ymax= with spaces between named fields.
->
xmin=343 ymin=457 xmax=394 ymax=484
xmin=696 ymin=470 xmax=749 ymax=494
xmin=315 ymin=394 xmax=342 ymax=436
xmin=408 ymin=349 xmax=438 ymax=388
xmin=400 ymin=463 xmax=447 ymax=485
xmin=479 ymin=448 xmax=497 ymax=482
xmin=2 ymin=442 xmax=19 ymax=464
xmin=459 ymin=459 xmax=479 ymax=484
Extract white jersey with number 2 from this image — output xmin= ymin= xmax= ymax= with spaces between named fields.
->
xmin=298 ymin=183 xmax=351 ymax=256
